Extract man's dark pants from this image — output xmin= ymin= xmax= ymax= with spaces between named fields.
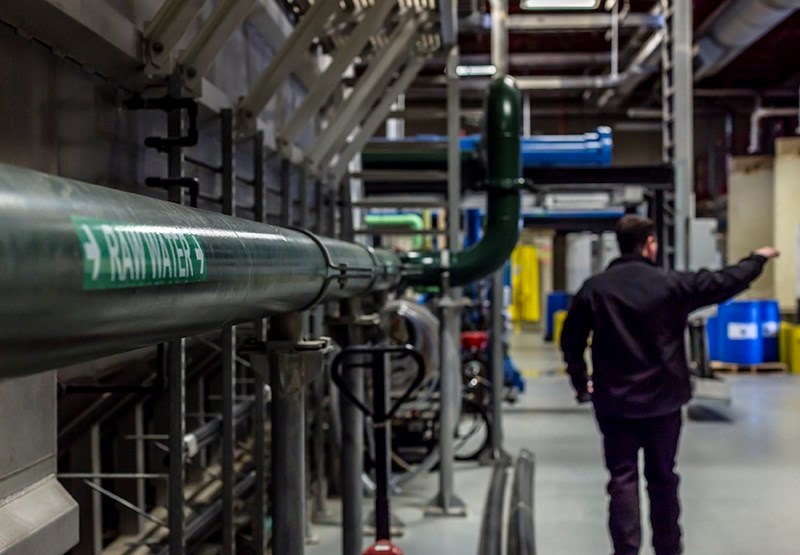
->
xmin=596 ymin=410 xmax=683 ymax=555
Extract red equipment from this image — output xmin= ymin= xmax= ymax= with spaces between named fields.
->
xmin=363 ymin=539 xmax=405 ymax=555
xmin=461 ymin=330 xmax=489 ymax=352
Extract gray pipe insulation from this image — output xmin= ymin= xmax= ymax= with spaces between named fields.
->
xmin=0 ymin=162 xmax=402 ymax=377
xmin=696 ymin=0 xmax=800 ymax=79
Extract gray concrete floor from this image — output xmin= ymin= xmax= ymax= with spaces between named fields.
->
xmin=308 ymin=332 xmax=800 ymax=555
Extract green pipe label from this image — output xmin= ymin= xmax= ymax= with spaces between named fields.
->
xmin=71 ymin=216 xmax=207 ymax=290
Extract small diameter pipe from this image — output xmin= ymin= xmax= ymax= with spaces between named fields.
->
xmin=364 ymin=213 xmax=425 ymax=250
xmin=402 ymin=76 xmax=522 ymax=287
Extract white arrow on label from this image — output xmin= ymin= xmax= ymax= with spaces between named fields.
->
xmin=81 ymin=224 xmax=101 ymax=280
xmin=192 ymin=236 xmax=205 ymax=274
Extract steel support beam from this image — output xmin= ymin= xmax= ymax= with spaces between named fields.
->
xmin=310 ymin=307 xmax=330 ymax=522
xmin=248 ymin=0 xmax=317 ymax=89
xmin=667 ymin=0 xmax=693 ymax=270
xmin=178 ymin=0 xmax=258 ymax=96
xmin=279 ymin=0 xmax=396 ymax=147
xmin=238 ymin=0 xmax=339 ymax=132
xmin=269 ymin=347 xmax=307 ymax=555
xmin=251 ymin=130 xmax=268 ymax=555
xmin=280 ymin=157 xmax=293 ymax=227
xmin=330 ymin=56 xmax=428 ymax=184
xmin=505 ymin=12 xmax=663 ymax=31
xmin=488 ymin=270 xmax=509 ymax=462
xmin=143 ymin=0 xmax=206 ymax=74
xmin=488 ymin=0 xmax=510 ymax=467
xmin=220 ymin=108 xmax=237 ymax=555
xmin=307 ymin=15 xmax=421 ymax=170
xmin=446 ymin=46 xmax=462 ymax=253
xmin=439 ymin=0 xmax=457 ymax=45
xmin=165 ymin=74 xmax=187 ymax=555
xmin=341 ymin=323 xmax=365 ymax=555
xmin=456 ymin=51 xmax=610 ymax=68
xmin=425 ymin=44 xmax=467 ymax=518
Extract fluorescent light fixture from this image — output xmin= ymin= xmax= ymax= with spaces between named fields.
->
xmin=520 ymin=0 xmax=600 ymax=9
xmin=456 ymin=64 xmax=497 ymax=77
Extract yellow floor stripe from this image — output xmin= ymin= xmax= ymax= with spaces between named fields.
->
xmin=521 ymin=368 xmax=566 ymax=378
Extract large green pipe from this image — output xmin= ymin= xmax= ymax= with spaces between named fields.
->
xmin=0 ymin=163 xmax=401 ymax=377
xmin=364 ymin=213 xmax=425 ymax=250
xmin=402 ymin=76 xmax=522 ymax=287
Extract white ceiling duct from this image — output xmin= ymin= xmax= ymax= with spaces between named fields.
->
xmin=696 ymin=0 xmax=800 ymax=80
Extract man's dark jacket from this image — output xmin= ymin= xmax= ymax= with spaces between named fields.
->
xmin=560 ymin=254 xmax=767 ymax=418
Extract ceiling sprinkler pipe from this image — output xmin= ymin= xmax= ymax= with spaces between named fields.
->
xmin=0 ymin=163 xmax=402 ymax=377
xmin=402 ymin=75 xmax=522 ymax=287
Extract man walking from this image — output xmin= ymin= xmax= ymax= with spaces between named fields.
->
xmin=560 ymin=214 xmax=779 ymax=555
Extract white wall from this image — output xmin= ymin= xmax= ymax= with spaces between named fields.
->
xmin=774 ymin=138 xmax=800 ymax=311
xmin=727 ymin=156 xmax=774 ymax=299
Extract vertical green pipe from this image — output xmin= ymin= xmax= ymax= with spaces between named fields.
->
xmin=402 ymin=76 xmax=522 ymax=287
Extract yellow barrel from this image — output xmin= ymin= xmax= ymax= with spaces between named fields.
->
xmin=510 ymin=244 xmax=541 ymax=322
xmin=780 ymin=323 xmax=800 ymax=373
xmin=791 ymin=326 xmax=800 ymax=374
xmin=553 ymin=309 xmax=568 ymax=347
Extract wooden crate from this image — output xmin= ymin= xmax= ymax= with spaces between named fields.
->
xmin=710 ymin=361 xmax=788 ymax=375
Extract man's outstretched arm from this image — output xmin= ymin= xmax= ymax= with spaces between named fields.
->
xmin=673 ymin=247 xmax=779 ymax=311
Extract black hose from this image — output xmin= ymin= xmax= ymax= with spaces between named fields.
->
xmin=507 ymin=449 xmax=536 ymax=555
xmin=477 ymin=461 xmax=508 ymax=555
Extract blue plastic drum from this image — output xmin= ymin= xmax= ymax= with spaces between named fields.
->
xmin=717 ymin=301 xmax=763 ymax=364
xmin=546 ymin=292 xmax=571 ymax=342
xmin=706 ymin=316 xmax=720 ymax=361
xmin=759 ymin=300 xmax=781 ymax=362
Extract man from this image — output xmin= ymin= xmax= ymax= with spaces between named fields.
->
xmin=560 ymin=214 xmax=779 ymax=555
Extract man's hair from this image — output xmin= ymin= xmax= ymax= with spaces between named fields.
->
xmin=615 ymin=215 xmax=656 ymax=255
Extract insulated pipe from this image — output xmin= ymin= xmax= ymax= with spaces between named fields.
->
xmin=402 ymin=76 xmax=521 ymax=287
xmin=695 ymin=0 xmax=800 ymax=80
xmin=0 ymin=163 xmax=401 ymax=377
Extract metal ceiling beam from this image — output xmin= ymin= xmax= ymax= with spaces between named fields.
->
xmin=248 ymin=1 xmax=317 ymax=89
xmin=455 ymin=52 xmax=612 ymax=68
xmin=307 ymin=15 xmax=422 ymax=170
xmin=238 ymin=0 xmax=339 ymax=133
xmin=178 ymin=0 xmax=258 ymax=97
xmin=143 ymin=0 xmax=207 ymax=74
xmin=438 ymin=0 xmax=457 ymax=45
xmin=330 ymin=56 xmax=428 ymax=185
xmin=505 ymin=12 xmax=664 ymax=31
xmin=278 ymin=0 xmax=396 ymax=148
xmin=455 ymin=74 xmax=621 ymax=90
xmin=598 ymin=28 xmax=663 ymax=107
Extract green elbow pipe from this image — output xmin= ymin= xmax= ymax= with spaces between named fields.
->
xmin=402 ymin=75 xmax=522 ymax=287
xmin=364 ymin=213 xmax=425 ymax=250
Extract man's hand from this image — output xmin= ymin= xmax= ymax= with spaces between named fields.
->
xmin=576 ymin=391 xmax=592 ymax=404
xmin=754 ymin=246 xmax=780 ymax=259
